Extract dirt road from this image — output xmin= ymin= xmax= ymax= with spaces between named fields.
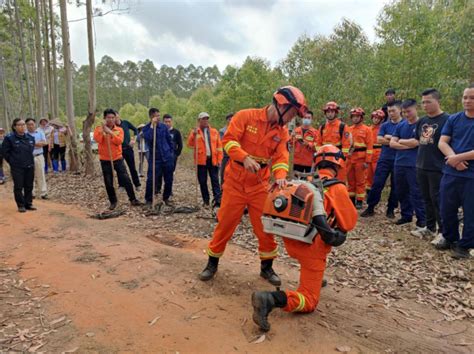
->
xmin=1 ymin=187 xmax=472 ymax=352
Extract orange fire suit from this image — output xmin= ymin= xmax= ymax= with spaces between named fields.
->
xmin=207 ymin=107 xmax=290 ymax=260
xmin=316 ymin=119 xmax=351 ymax=182
xmin=366 ymin=124 xmax=382 ymax=191
xmin=283 ymin=169 xmax=358 ymax=313
xmin=292 ymin=126 xmax=319 ymax=168
xmin=347 ymin=123 xmax=373 ymax=201
xmin=187 ymin=125 xmax=223 ymax=166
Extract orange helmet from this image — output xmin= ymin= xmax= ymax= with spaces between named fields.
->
xmin=350 ymin=107 xmax=365 ymax=117
xmin=273 ymin=86 xmax=308 ymax=117
xmin=371 ymin=109 xmax=385 ymax=120
xmin=314 ymin=144 xmax=345 ymax=168
xmin=322 ymin=101 xmax=340 ymax=112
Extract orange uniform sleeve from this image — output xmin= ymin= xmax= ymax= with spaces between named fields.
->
xmin=315 ymin=126 xmax=322 ymax=150
xmin=93 ymin=126 xmax=104 ymax=144
xmin=271 ymin=130 xmax=290 ymax=180
xmin=215 ymin=129 xmax=223 ymax=164
xmin=341 ymin=125 xmax=351 ymax=156
xmin=111 ymin=127 xmax=124 ymax=146
xmin=222 ymin=111 xmax=249 ymax=163
xmin=365 ymin=126 xmax=374 ymax=164
xmin=325 ymin=184 xmax=358 ymax=233
xmin=187 ymin=130 xmax=196 ymax=148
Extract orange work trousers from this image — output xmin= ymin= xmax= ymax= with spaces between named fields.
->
xmin=207 ymin=178 xmax=278 ymax=260
xmin=366 ymin=160 xmax=377 ymax=191
xmin=336 ymin=159 xmax=347 ymax=184
xmin=347 ymin=160 xmax=368 ymax=201
xmin=282 ymin=236 xmax=332 ymax=313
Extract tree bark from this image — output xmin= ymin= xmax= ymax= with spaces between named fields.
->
xmin=59 ymin=0 xmax=79 ymax=172
xmin=83 ymin=0 xmax=97 ymax=176
xmin=42 ymin=0 xmax=53 ymax=117
xmin=0 ymin=56 xmax=11 ymax=130
xmin=13 ymin=0 xmax=34 ymax=117
xmin=34 ymin=0 xmax=45 ymax=117
xmin=48 ymin=0 xmax=59 ymax=118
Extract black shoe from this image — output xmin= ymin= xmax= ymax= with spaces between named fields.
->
xmin=386 ymin=209 xmax=395 ymax=219
xmin=109 ymin=202 xmax=117 ymax=210
xmin=260 ymin=259 xmax=281 ymax=286
xmin=451 ymin=244 xmax=470 ymax=259
xmin=321 ymin=279 xmax=328 ymax=288
xmin=41 ymin=195 xmax=48 ymax=200
xmin=25 ymin=206 xmax=37 ymax=211
xmin=361 ymin=208 xmax=375 ymax=217
xmin=198 ymin=256 xmax=219 ymax=281
xmin=202 ymin=201 xmax=210 ymax=207
xmin=355 ymin=201 xmax=363 ymax=210
xmin=434 ymin=238 xmax=451 ymax=250
xmin=350 ymin=196 xmax=356 ymax=205
xmin=130 ymin=199 xmax=142 ymax=206
xmin=416 ymin=220 xmax=426 ymax=228
xmin=394 ymin=218 xmax=412 ymax=225
xmin=18 ymin=207 xmax=26 ymax=213
xmin=251 ymin=290 xmax=287 ymax=332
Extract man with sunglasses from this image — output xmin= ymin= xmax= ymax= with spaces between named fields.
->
xmin=198 ymin=86 xmax=308 ymax=286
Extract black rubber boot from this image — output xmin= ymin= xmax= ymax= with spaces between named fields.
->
xmin=251 ymin=290 xmax=287 ymax=332
xmin=350 ymin=196 xmax=356 ymax=205
xmin=260 ymin=259 xmax=281 ymax=286
xmin=198 ymin=256 xmax=219 ymax=281
xmin=355 ymin=200 xmax=363 ymax=210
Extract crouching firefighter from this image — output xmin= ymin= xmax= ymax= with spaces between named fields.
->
xmin=251 ymin=144 xmax=358 ymax=331
xmin=198 ymin=86 xmax=308 ymax=286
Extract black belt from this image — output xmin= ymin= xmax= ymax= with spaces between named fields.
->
xmin=353 ymin=147 xmax=367 ymax=152
xmin=235 ymin=161 xmax=268 ymax=168
xmin=373 ymin=145 xmax=382 ymax=149
xmin=34 ymin=153 xmax=43 ymax=157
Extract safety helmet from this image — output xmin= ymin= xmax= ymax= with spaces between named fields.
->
xmin=322 ymin=101 xmax=340 ymax=112
xmin=350 ymin=107 xmax=365 ymax=117
xmin=371 ymin=109 xmax=385 ymax=120
xmin=273 ymin=86 xmax=308 ymax=118
xmin=314 ymin=144 xmax=345 ymax=168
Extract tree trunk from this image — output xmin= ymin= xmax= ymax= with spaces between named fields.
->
xmin=0 ymin=56 xmax=11 ymax=130
xmin=34 ymin=0 xmax=45 ymax=117
xmin=59 ymin=0 xmax=79 ymax=172
xmin=7 ymin=0 xmax=24 ymax=117
xmin=42 ymin=0 xmax=53 ymax=117
xmin=48 ymin=0 xmax=59 ymax=118
xmin=13 ymin=0 xmax=34 ymax=117
xmin=83 ymin=0 xmax=97 ymax=176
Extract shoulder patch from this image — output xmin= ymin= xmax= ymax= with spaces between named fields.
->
xmin=273 ymin=135 xmax=281 ymax=143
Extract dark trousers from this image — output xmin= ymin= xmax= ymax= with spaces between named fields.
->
xmin=440 ymin=174 xmax=474 ymax=249
xmin=157 ymin=156 xmax=178 ymax=193
xmin=121 ymin=146 xmax=140 ymax=187
xmin=145 ymin=159 xmax=174 ymax=202
xmin=52 ymin=144 xmax=66 ymax=171
xmin=220 ymin=155 xmax=229 ymax=186
xmin=42 ymin=145 xmax=50 ymax=172
xmin=417 ymin=168 xmax=443 ymax=233
xmin=198 ymin=158 xmax=221 ymax=205
xmin=0 ymin=156 xmax=4 ymax=179
xmin=367 ymin=158 xmax=398 ymax=211
xmin=100 ymin=159 xmax=136 ymax=204
xmin=394 ymin=165 xmax=425 ymax=224
xmin=11 ymin=165 xmax=34 ymax=208
xmin=294 ymin=164 xmax=312 ymax=173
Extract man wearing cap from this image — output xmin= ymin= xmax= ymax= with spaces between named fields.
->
xmin=198 ymin=86 xmax=308 ymax=286
xmin=38 ymin=118 xmax=53 ymax=173
xmin=187 ymin=112 xmax=222 ymax=207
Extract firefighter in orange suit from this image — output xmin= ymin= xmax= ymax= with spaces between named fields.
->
xmin=316 ymin=101 xmax=352 ymax=182
xmin=347 ymin=108 xmax=373 ymax=209
xmin=366 ymin=109 xmax=385 ymax=194
xmin=252 ymin=145 xmax=358 ymax=332
xmin=291 ymin=110 xmax=319 ymax=173
xmin=198 ymin=86 xmax=308 ymax=286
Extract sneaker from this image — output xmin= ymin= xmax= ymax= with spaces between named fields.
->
xmin=386 ymin=209 xmax=395 ymax=219
xmin=451 ymin=244 xmax=470 ymax=259
xmin=434 ymin=236 xmax=451 ymax=250
xmin=361 ymin=208 xmax=375 ymax=217
xmin=410 ymin=227 xmax=436 ymax=239
xmin=18 ymin=207 xmax=26 ymax=213
xmin=431 ymin=233 xmax=444 ymax=245
xmin=394 ymin=218 xmax=412 ymax=225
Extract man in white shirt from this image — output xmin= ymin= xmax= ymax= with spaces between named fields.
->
xmin=26 ymin=118 xmax=48 ymax=199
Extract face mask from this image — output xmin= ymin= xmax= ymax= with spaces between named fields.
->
xmin=302 ymin=118 xmax=311 ymax=126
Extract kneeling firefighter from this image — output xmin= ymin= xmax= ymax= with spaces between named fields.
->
xmin=252 ymin=144 xmax=358 ymax=331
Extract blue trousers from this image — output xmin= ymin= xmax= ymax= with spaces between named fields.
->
xmin=367 ymin=159 xmax=398 ymax=210
xmin=145 ymin=159 xmax=174 ymax=202
xmin=440 ymin=174 xmax=474 ymax=249
xmin=394 ymin=165 xmax=425 ymax=224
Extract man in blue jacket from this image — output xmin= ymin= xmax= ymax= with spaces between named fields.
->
xmin=143 ymin=108 xmax=175 ymax=206
xmin=438 ymin=84 xmax=474 ymax=259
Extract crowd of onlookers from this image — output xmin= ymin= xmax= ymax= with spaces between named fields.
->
xmin=0 ymin=84 xmax=472 ymax=259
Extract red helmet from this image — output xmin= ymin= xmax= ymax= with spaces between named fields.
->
xmin=322 ymin=101 xmax=340 ymax=112
xmin=371 ymin=109 xmax=385 ymax=120
xmin=350 ymin=107 xmax=365 ymax=117
xmin=273 ymin=86 xmax=308 ymax=117
xmin=314 ymin=144 xmax=345 ymax=168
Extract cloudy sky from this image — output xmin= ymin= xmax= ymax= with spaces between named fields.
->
xmin=66 ymin=0 xmax=388 ymax=69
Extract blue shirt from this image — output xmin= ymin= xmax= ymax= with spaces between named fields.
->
xmin=378 ymin=120 xmax=401 ymax=161
xmin=441 ymin=112 xmax=474 ymax=178
xmin=30 ymin=130 xmax=46 ymax=156
xmin=393 ymin=120 xmax=418 ymax=167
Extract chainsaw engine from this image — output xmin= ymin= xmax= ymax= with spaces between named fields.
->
xmin=261 ymin=180 xmax=324 ymax=244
